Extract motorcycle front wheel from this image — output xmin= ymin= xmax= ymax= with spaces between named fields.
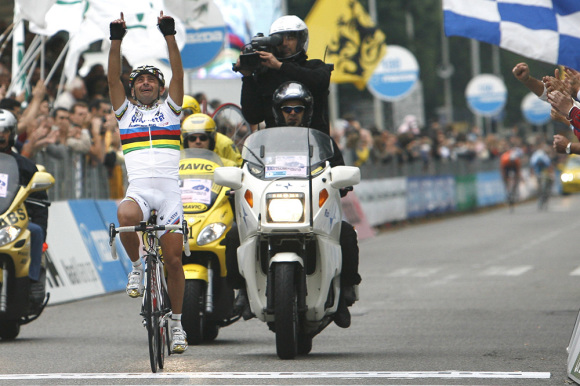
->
xmin=274 ymin=263 xmax=298 ymax=359
xmin=182 ymin=279 xmax=205 ymax=345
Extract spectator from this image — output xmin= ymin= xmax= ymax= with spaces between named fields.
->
xmin=54 ymin=76 xmax=87 ymax=110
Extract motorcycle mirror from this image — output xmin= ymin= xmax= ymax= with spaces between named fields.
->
xmin=28 ymin=172 xmax=55 ymax=192
xmin=330 ymin=166 xmax=360 ymax=189
xmin=214 ymin=167 xmax=243 ymax=190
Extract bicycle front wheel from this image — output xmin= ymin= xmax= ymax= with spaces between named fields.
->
xmin=144 ymin=255 xmax=161 ymax=373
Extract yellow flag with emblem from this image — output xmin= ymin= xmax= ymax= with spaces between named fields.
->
xmin=305 ymin=0 xmax=387 ymax=90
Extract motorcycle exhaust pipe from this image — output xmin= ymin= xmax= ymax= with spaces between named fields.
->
xmin=0 ymin=261 xmax=8 ymax=313
xmin=205 ymin=261 xmax=214 ymax=313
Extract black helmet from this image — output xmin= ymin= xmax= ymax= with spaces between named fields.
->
xmin=0 ymin=109 xmax=17 ymax=148
xmin=128 ymin=65 xmax=165 ymax=89
xmin=272 ymin=81 xmax=313 ymax=127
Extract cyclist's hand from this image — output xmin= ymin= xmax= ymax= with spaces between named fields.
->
xmin=110 ymin=12 xmax=127 ymax=40
xmin=157 ymin=11 xmax=176 ymax=36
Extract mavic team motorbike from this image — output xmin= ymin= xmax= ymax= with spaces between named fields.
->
xmin=179 ymin=148 xmax=239 ymax=344
xmin=214 ymin=127 xmax=360 ymax=359
xmin=0 ymin=153 xmax=54 ymax=339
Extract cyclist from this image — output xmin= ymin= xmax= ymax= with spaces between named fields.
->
xmin=500 ymin=140 xmax=524 ymax=205
xmin=108 ymin=11 xmax=187 ymax=353
xmin=530 ymin=142 xmax=553 ymax=209
xmin=0 ymin=109 xmax=49 ymax=308
xmin=234 ymin=15 xmax=333 ymax=135
xmin=226 ymin=82 xmax=361 ymax=328
xmin=181 ymin=113 xmax=242 ymax=166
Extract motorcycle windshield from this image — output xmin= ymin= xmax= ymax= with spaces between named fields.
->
xmin=241 ymin=127 xmax=335 ymax=179
xmin=0 ymin=153 xmax=20 ymax=214
xmin=179 ymin=149 xmax=225 ymax=214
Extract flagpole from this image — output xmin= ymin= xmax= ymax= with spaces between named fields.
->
xmin=470 ymin=39 xmax=484 ymax=134
xmin=368 ymin=0 xmax=384 ymax=131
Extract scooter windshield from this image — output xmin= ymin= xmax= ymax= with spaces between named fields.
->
xmin=0 ymin=153 xmax=20 ymax=214
xmin=179 ymin=149 xmax=225 ymax=213
xmin=241 ymin=127 xmax=335 ymax=179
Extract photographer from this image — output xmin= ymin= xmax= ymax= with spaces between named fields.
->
xmin=234 ymin=15 xmax=332 ymax=135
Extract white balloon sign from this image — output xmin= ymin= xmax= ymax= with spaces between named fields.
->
xmin=465 ymin=74 xmax=507 ymax=117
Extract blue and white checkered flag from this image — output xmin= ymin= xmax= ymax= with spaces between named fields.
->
xmin=443 ymin=0 xmax=580 ymax=70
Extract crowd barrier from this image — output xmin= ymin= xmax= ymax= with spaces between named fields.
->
xmin=44 ymin=166 xmax=557 ymax=304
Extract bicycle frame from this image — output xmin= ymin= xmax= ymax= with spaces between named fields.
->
xmin=108 ymin=217 xmax=189 ymax=372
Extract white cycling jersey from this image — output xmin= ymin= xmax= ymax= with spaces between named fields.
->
xmin=115 ymin=96 xmax=182 ymax=182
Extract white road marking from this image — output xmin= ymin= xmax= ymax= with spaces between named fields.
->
xmin=0 ymin=371 xmax=550 ymax=380
xmin=570 ymin=266 xmax=580 ymax=276
xmin=481 ymin=265 xmax=533 ymax=276
xmin=388 ymin=267 xmax=441 ymax=277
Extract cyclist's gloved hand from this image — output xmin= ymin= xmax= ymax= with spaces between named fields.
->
xmin=158 ymin=17 xmax=176 ymax=36
xmin=109 ymin=22 xmax=127 ymax=40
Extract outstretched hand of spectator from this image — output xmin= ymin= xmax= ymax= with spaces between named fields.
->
xmin=512 ymin=62 xmax=531 ymax=82
xmin=548 ymin=90 xmax=574 ymax=117
xmin=551 ymin=107 xmax=570 ymax=125
xmin=553 ymin=134 xmax=571 ymax=154
xmin=565 ymin=67 xmax=580 ymax=99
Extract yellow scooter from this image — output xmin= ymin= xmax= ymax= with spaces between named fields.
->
xmin=0 ymin=153 xmax=54 ymax=339
xmin=179 ymin=148 xmax=239 ymax=345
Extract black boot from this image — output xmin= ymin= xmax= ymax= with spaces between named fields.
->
xmin=233 ymin=287 xmax=254 ymax=320
xmin=334 ymin=286 xmax=356 ymax=328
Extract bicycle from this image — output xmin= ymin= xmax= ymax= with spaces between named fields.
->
xmin=537 ymin=168 xmax=554 ymax=211
xmin=504 ymin=167 xmax=519 ymax=213
xmin=108 ymin=212 xmax=190 ymax=373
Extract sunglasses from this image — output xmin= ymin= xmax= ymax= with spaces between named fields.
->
xmin=187 ymin=134 xmax=209 ymax=141
xmin=281 ymin=105 xmax=305 ymax=114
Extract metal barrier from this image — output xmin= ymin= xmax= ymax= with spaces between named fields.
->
xmin=34 ymin=149 xmax=502 ymax=202
xmin=35 ymin=150 xmax=127 ymax=201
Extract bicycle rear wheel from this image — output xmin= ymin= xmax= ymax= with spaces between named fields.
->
xmin=144 ymin=255 xmax=160 ymax=373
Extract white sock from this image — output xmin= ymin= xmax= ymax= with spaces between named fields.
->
xmin=170 ymin=314 xmax=182 ymax=329
xmin=132 ymin=260 xmax=143 ymax=271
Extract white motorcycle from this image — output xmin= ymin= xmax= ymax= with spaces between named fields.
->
xmin=214 ymin=126 xmax=360 ymax=359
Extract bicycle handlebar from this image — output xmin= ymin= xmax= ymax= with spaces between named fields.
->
xmin=109 ymin=221 xmax=191 ymax=260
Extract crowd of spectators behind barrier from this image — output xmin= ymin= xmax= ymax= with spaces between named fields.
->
xmin=0 ymin=27 xmax=564 ymax=201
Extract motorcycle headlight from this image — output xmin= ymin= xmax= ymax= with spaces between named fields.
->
xmin=197 ymin=223 xmax=227 ymax=246
xmin=0 ymin=226 xmax=21 ymax=247
xmin=562 ymin=172 xmax=574 ymax=182
xmin=266 ymin=193 xmax=305 ymax=223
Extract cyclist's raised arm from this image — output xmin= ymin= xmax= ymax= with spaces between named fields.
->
xmin=108 ymin=12 xmax=127 ymax=111
xmin=158 ymin=11 xmax=183 ymax=107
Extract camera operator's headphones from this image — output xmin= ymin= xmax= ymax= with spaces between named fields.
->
xmin=269 ymin=15 xmax=309 ymax=60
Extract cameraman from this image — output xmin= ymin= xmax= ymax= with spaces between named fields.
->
xmin=234 ymin=15 xmax=332 ymax=135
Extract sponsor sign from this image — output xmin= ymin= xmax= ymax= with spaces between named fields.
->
xmin=465 ymin=74 xmax=507 ymax=116
xmin=367 ymin=45 xmax=420 ymax=101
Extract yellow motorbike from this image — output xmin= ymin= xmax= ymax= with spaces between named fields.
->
xmin=0 ymin=153 xmax=54 ymax=339
xmin=179 ymin=148 xmax=239 ymax=344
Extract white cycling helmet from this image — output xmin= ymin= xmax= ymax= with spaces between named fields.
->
xmin=269 ymin=15 xmax=309 ymax=58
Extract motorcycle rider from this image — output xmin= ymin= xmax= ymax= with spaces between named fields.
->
xmin=226 ymin=82 xmax=361 ymax=328
xmin=108 ymin=11 xmax=188 ymax=353
xmin=181 ymin=95 xmax=201 ymax=122
xmin=234 ymin=15 xmax=332 ymax=135
xmin=181 ymin=113 xmax=242 ymax=166
xmin=0 ymin=109 xmax=49 ymax=308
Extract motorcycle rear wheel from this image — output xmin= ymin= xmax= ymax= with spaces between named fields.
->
xmin=274 ymin=263 xmax=298 ymax=359
xmin=182 ymin=280 xmax=205 ymax=345
xmin=0 ymin=320 xmax=20 ymax=340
